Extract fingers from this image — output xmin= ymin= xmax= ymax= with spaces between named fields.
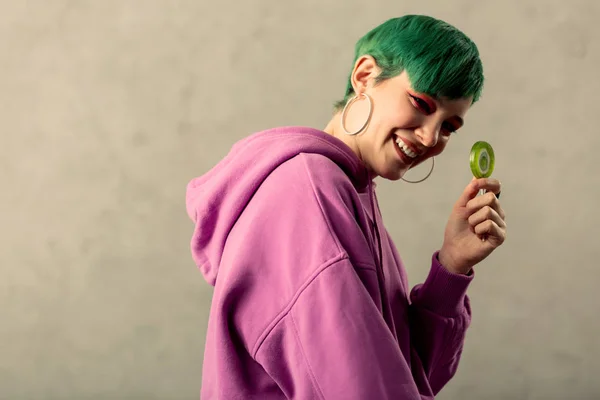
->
xmin=468 ymin=205 xmax=506 ymax=229
xmin=457 ymin=178 xmax=502 ymax=208
xmin=466 ymin=190 xmax=506 ymax=220
xmin=464 ymin=181 xmax=506 ymax=246
xmin=474 ymin=220 xmax=506 ymax=245
xmin=479 ymin=179 xmax=502 ymax=196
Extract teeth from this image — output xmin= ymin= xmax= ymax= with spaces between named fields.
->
xmin=395 ymin=138 xmax=417 ymax=158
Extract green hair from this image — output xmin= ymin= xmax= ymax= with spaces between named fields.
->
xmin=334 ymin=15 xmax=484 ymax=111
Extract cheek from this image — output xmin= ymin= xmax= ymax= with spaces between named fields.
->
xmin=376 ymin=104 xmax=418 ymax=128
xmin=431 ymin=137 xmax=450 ymax=156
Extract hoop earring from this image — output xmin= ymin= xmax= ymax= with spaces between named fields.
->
xmin=341 ymin=93 xmax=373 ymax=135
xmin=401 ymin=157 xmax=435 ymax=183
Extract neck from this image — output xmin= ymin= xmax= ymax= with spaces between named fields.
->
xmin=323 ymin=112 xmax=375 ymax=179
xmin=324 ymin=112 xmax=358 ymax=156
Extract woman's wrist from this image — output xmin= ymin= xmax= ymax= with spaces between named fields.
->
xmin=438 ymin=249 xmax=472 ymax=275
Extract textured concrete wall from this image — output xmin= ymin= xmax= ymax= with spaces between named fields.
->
xmin=2 ymin=1 xmax=599 ymax=399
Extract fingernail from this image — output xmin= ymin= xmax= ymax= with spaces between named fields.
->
xmin=495 ymin=191 xmax=501 ymax=199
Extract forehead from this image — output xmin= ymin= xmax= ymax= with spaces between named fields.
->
xmin=392 ymin=71 xmax=472 ymax=117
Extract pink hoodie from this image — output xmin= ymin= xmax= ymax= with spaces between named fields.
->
xmin=185 ymin=126 xmax=474 ymax=399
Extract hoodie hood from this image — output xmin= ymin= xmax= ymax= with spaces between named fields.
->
xmin=185 ymin=126 xmax=370 ymax=285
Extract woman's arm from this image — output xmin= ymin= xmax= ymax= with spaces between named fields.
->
xmin=408 ymin=251 xmax=473 ymax=395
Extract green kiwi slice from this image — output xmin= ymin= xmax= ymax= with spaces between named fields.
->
xmin=470 ymin=141 xmax=495 ymax=178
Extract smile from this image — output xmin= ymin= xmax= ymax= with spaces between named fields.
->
xmin=395 ymin=137 xmax=418 ymax=158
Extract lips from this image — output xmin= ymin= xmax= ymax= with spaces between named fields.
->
xmin=395 ymin=138 xmax=417 ymax=158
xmin=394 ymin=135 xmax=423 ymax=157
xmin=393 ymin=137 xmax=415 ymax=164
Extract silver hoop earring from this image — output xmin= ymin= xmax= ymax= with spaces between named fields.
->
xmin=341 ymin=93 xmax=373 ymax=135
xmin=401 ymin=157 xmax=435 ymax=183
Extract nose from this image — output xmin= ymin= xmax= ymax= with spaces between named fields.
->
xmin=416 ymin=125 xmax=439 ymax=148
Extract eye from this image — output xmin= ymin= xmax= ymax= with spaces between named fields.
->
xmin=441 ymin=122 xmax=459 ymax=135
xmin=409 ymin=94 xmax=433 ymax=114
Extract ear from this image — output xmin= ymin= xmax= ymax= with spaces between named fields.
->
xmin=350 ymin=55 xmax=381 ymax=95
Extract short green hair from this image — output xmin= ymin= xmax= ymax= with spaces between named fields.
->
xmin=334 ymin=15 xmax=484 ymax=111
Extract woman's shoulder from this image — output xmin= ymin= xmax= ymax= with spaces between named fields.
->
xmin=252 ymin=153 xmax=371 ymax=250
xmin=266 ymin=152 xmax=361 ymax=200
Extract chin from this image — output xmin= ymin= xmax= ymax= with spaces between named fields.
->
xmin=377 ymin=165 xmax=409 ymax=181
xmin=380 ymin=174 xmax=402 ymax=182
xmin=408 ymin=158 xmax=425 ymax=169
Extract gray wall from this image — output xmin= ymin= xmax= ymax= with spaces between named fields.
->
xmin=2 ymin=1 xmax=599 ymax=399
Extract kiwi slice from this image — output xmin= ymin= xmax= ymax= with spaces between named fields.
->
xmin=470 ymin=141 xmax=495 ymax=178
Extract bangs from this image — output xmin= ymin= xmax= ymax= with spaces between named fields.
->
xmin=335 ymin=15 xmax=484 ymax=110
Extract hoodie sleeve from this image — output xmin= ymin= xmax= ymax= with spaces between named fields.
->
xmin=254 ymin=256 xmax=423 ymax=399
xmin=407 ymin=251 xmax=474 ymax=395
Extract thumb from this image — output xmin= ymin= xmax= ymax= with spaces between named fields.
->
xmin=456 ymin=178 xmax=483 ymax=207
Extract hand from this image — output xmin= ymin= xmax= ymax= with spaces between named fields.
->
xmin=438 ymin=178 xmax=506 ymax=275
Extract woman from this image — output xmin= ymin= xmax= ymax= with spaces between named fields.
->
xmin=186 ymin=14 xmax=506 ymax=399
